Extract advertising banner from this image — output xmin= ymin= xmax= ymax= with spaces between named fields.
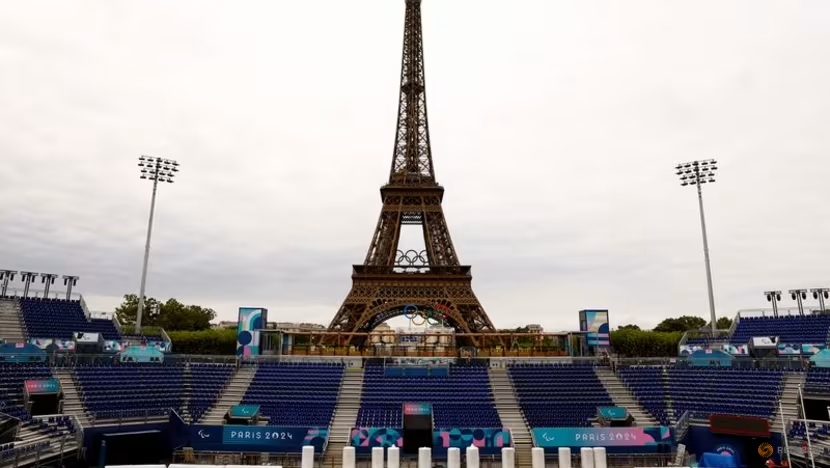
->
xmin=350 ymin=427 xmax=510 ymax=456
xmin=579 ymin=310 xmax=610 ymax=347
xmin=533 ymin=426 xmax=673 ymax=449
xmin=189 ymin=425 xmax=327 ymax=453
xmin=237 ymin=307 xmax=268 ymax=358
xmin=24 ymin=379 xmax=61 ymax=394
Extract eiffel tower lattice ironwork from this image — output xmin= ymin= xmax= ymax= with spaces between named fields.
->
xmin=326 ymin=0 xmax=497 ymax=347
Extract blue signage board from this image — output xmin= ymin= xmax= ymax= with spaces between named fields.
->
xmin=533 ymin=427 xmax=673 ymax=453
xmin=229 ymin=405 xmax=260 ymax=418
xmin=25 ymin=379 xmax=61 ymax=394
xmin=598 ymin=407 xmax=628 ymax=419
xmin=189 ymin=425 xmax=328 ymax=453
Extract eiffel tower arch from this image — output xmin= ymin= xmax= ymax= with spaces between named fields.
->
xmin=326 ymin=0 xmax=497 ymax=347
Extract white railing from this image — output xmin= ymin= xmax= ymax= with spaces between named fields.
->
xmin=88 ymin=310 xmax=112 ymax=320
xmin=79 ymin=295 xmax=91 ymax=320
xmin=2 ymin=288 xmax=82 ymax=300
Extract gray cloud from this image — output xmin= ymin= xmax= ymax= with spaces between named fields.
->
xmin=2 ymin=0 xmax=830 ymax=333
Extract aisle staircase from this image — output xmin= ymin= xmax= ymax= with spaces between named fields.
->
xmin=199 ymin=365 xmax=256 ymax=425
xmin=53 ymin=368 xmax=91 ymax=427
xmin=324 ymin=367 xmax=365 ymax=463
xmin=594 ymin=367 xmax=657 ymax=426
xmin=773 ymin=372 xmax=805 ymax=432
xmin=0 ymin=298 xmax=25 ymax=343
xmin=488 ymin=368 xmax=533 ymax=466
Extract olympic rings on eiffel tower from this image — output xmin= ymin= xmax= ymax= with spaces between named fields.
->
xmin=403 ymin=304 xmax=450 ymax=326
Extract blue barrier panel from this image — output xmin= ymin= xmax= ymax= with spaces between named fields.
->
xmin=350 ymin=427 xmax=510 ymax=457
xmin=189 ymin=425 xmax=327 ymax=453
xmin=533 ymin=426 xmax=673 ymax=454
xmin=229 ymin=405 xmax=260 ymax=418
xmin=597 ymin=407 xmax=628 ymax=419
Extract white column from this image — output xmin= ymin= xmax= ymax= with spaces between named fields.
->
xmin=343 ymin=446 xmax=356 ymax=468
xmin=466 ymin=446 xmax=480 ymax=468
xmin=372 ymin=447 xmax=385 ymax=468
xmin=557 ymin=448 xmax=572 ymax=468
xmin=531 ymin=447 xmax=545 ymax=468
xmin=388 ymin=447 xmax=401 ymax=468
xmin=580 ymin=448 xmax=594 ymax=468
xmin=448 ymin=447 xmax=461 ymax=468
xmin=593 ymin=447 xmax=607 ymax=468
xmin=418 ymin=447 xmax=432 ymax=468
xmin=301 ymin=446 xmax=314 ymax=468
xmin=501 ymin=447 xmax=515 ymax=468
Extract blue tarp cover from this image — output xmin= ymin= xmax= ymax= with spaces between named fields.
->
xmin=699 ymin=452 xmax=739 ymax=468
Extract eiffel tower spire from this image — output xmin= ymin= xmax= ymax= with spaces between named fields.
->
xmin=326 ymin=0 xmax=496 ymax=347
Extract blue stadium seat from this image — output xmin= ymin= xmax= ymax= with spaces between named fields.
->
xmin=805 ymin=368 xmax=830 ymax=393
xmin=241 ymin=362 xmax=345 ymax=427
xmin=188 ymin=363 xmax=235 ymax=423
xmin=667 ymin=367 xmax=784 ymax=419
xmin=18 ymin=298 xmax=121 ymax=340
xmin=356 ymin=361 xmax=501 ymax=428
xmin=74 ymin=363 xmax=184 ymax=419
xmin=508 ymin=363 xmax=612 ymax=428
xmin=729 ymin=314 xmax=830 ymax=345
xmin=618 ymin=366 xmax=671 ymax=425
xmin=0 ymin=363 xmax=53 ymax=420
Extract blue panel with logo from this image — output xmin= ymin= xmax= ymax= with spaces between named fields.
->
xmin=189 ymin=425 xmax=327 ymax=453
xmin=229 ymin=405 xmax=260 ymax=418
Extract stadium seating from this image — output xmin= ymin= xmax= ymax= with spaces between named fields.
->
xmin=730 ymin=314 xmax=830 ymax=345
xmin=805 ymin=368 xmax=830 ymax=393
xmin=618 ymin=366 xmax=671 ymax=425
xmin=508 ymin=363 xmax=612 ymax=427
xmin=0 ymin=363 xmax=53 ymax=419
xmin=241 ymin=362 xmax=344 ymax=427
xmin=357 ymin=361 xmax=501 ymax=428
xmin=188 ymin=363 xmax=235 ymax=423
xmin=75 ymin=363 xmax=184 ymax=419
xmin=0 ymin=416 xmax=78 ymax=465
xmin=666 ymin=367 xmax=784 ymax=418
xmin=18 ymin=298 xmax=120 ymax=340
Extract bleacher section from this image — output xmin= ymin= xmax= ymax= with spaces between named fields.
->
xmin=240 ymin=362 xmax=344 ymax=426
xmin=0 ymin=415 xmax=79 ymax=465
xmin=188 ymin=363 xmax=235 ymax=423
xmin=731 ymin=314 xmax=830 ymax=345
xmin=618 ymin=366 xmax=671 ymax=426
xmin=19 ymin=298 xmax=120 ymax=340
xmin=668 ymin=367 xmax=784 ymax=418
xmin=356 ymin=361 xmax=500 ymax=428
xmin=0 ymin=363 xmax=53 ymax=419
xmin=75 ymin=363 xmax=184 ymax=419
xmin=508 ymin=363 xmax=612 ymax=427
xmin=805 ymin=368 xmax=830 ymax=393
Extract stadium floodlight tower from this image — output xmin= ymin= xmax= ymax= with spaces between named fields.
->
xmin=0 ymin=270 xmax=17 ymax=297
xmin=19 ymin=272 xmax=38 ymax=298
xmin=790 ymin=289 xmax=809 ymax=316
xmin=764 ymin=290 xmax=782 ymax=317
xmin=39 ymin=273 xmax=58 ymax=299
xmin=811 ymin=288 xmax=830 ymax=312
xmin=62 ymin=275 xmax=79 ymax=300
xmin=136 ymin=156 xmax=179 ymax=332
xmin=676 ymin=159 xmax=719 ymax=335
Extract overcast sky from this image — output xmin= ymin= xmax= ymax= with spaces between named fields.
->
xmin=2 ymin=0 xmax=830 ymax=332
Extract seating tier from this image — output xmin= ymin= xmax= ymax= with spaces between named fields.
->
xmin=19 ymin=298 xmax=120 ymax=340
xmin=667 ymin=367 xmax=784 ymax=418
xmin=357 ymin=361 xmax=501 ymax=428
xmin=730 ymin=314 xmax=830 ymax=345
xmin=241 ymin=362 xmax=345 ymax=427
xmin=618 ymin=366 xmax=671 ymax=425
xmin=188 ymin=363 xmax=235 ymax=423
xmin=0 ymin=363 xmax=53 ymax=419
xmin=75 ymin=363 xmax=184 ymax=419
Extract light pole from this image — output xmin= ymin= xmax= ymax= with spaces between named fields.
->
xmin=136 ymin=156 xmax=179 ymax=332
xmin=0 ymin=270 xmax=16 ymax=297
xmin=19 ymin=271 xmax=38 ymax=298
xmin=676 ymin=159 xmax=719 ymax=335
xmin=811 ymin=288 xmax=829 ymax=312
xmin=62 ymin=275 xmax=79 ymax=301
xmin=764 ymin=290 xmax=782 ymax=317
xmin=790 ymin=289 xmax=808 ymax=316
xmin=39 ymin=273 xmax=58 ymax=299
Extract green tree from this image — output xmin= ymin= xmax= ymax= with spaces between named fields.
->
xmin=653 ymin=315 xmax=707 ymax=333
xmin=166 ymin=329 xmax=237 ymax=355
xmin=115 ymin=294 xmax=216 ymax=331
xmin=610 ymin=329 xmax=682 ymax=357
xmin=617 ymin=324 xmax=640 ymax=331
xmin=714 ymin=316 xmax=733 ymax=330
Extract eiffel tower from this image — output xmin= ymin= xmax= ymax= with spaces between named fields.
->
xmin=326 ymin=0 xmax=497 ymax=347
